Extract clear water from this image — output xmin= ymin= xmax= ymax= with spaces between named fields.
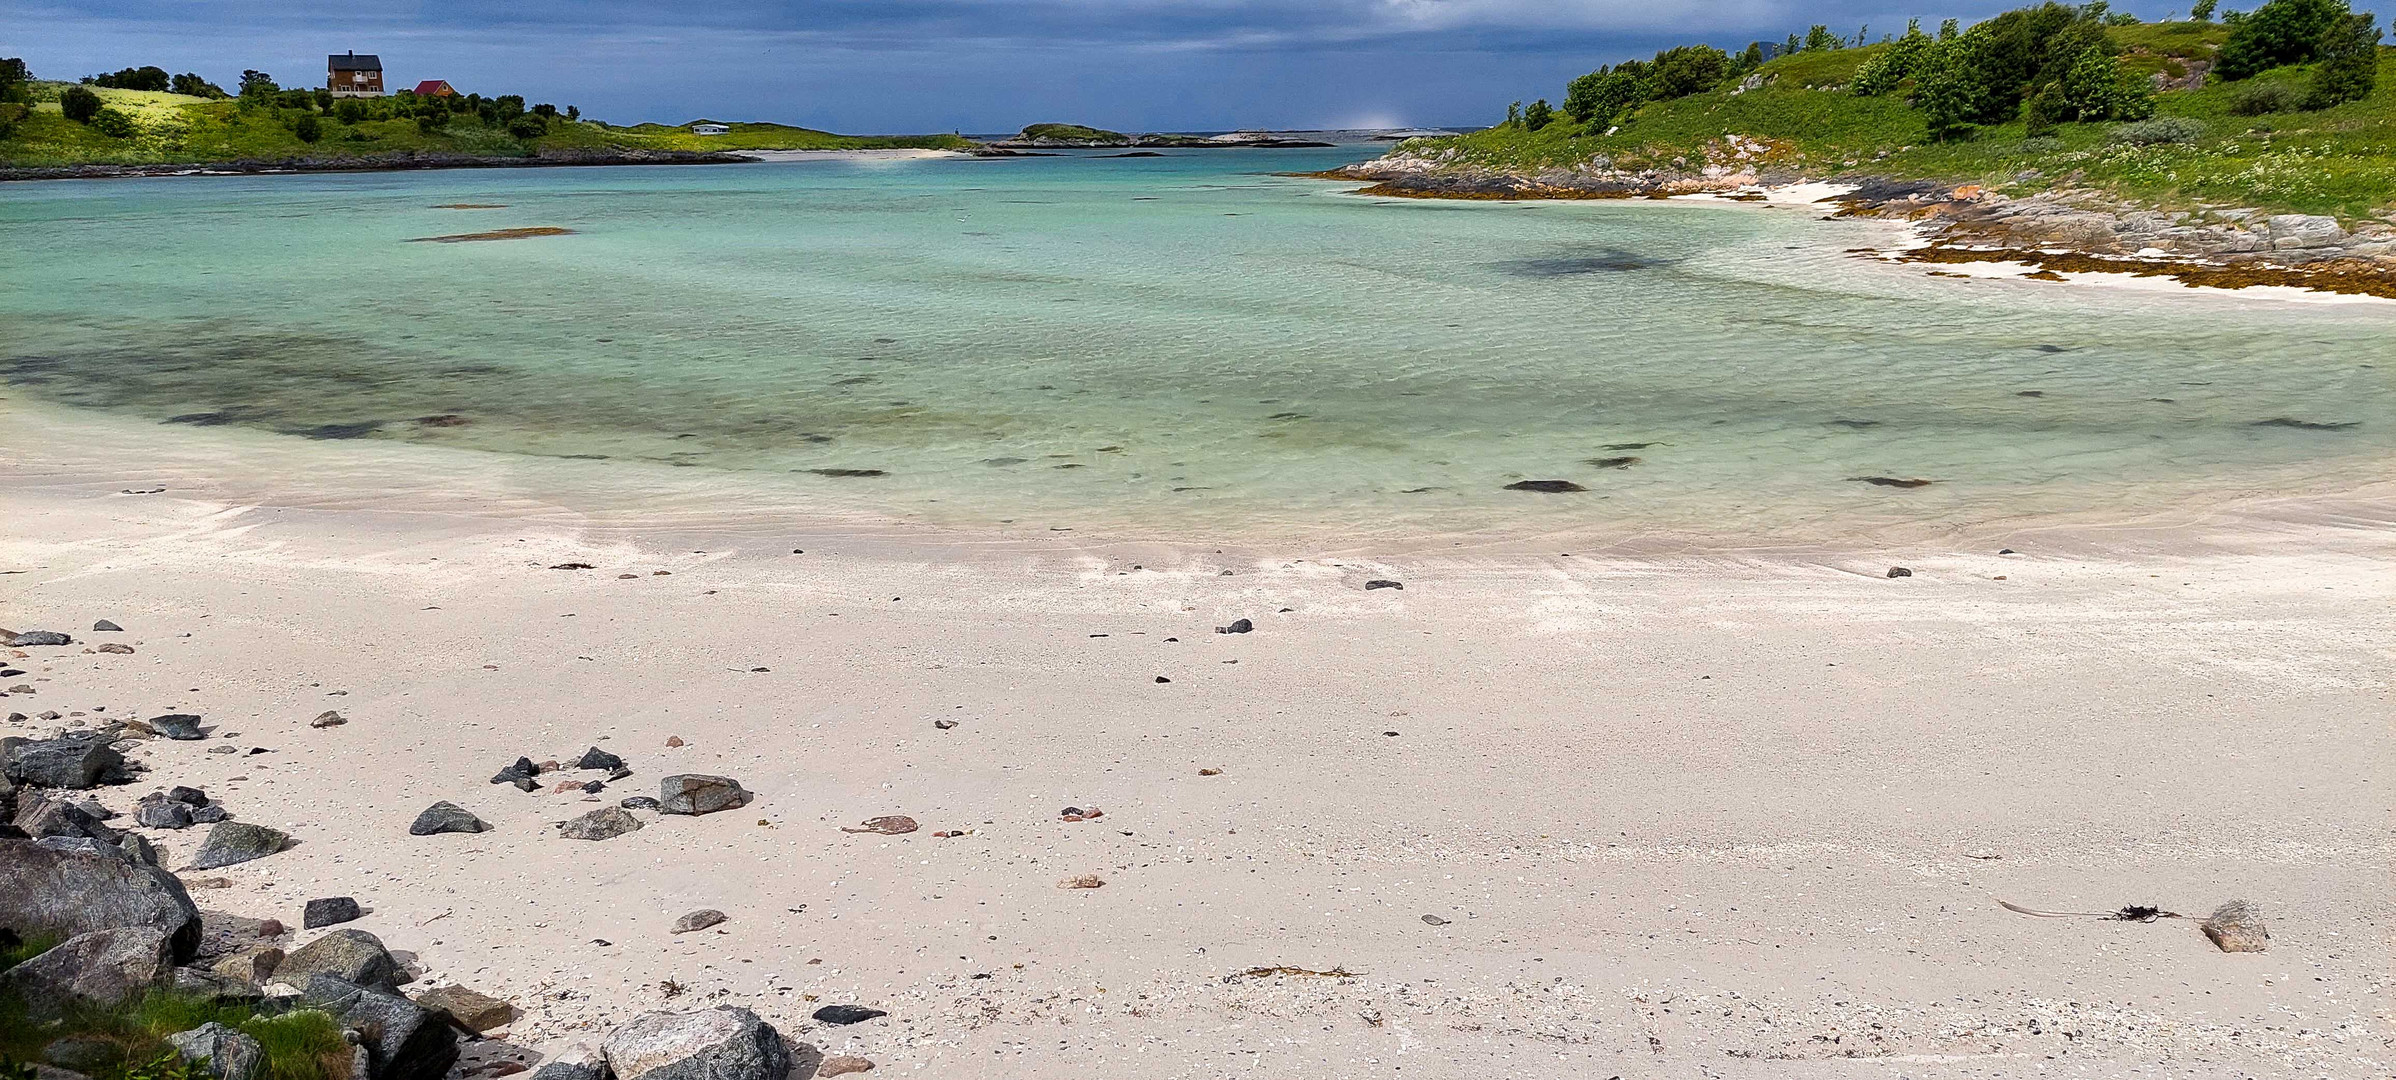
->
xmin=2 ymin=147 xmax=2389 ymax=543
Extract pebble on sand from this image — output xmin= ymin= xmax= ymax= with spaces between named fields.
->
xmin=810 ymin=1005 xmax=887 ymax=1026
xmin=817 ymin=1057 xmax=874 ymax=1077
xmin=840 ymin=816 xmax=918 ymax=835
xmin=670 ymin=909 xmax=727 ymax=934
xmin=409 ymin=802 xmax=490 ymax=836
xmin=92 ymin=621 xmax=123 ymax=632
xmin=1364 ymin=580 xmax=1403 ymax=590
xmin=1059 ymin=874 xmax=1106 ymax=889
xmin=310 ymin=712 xmax=346 ymax=728
xmin=1887 ymin=566 xmax=1913 ymax=578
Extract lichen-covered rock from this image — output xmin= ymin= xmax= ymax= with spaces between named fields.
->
xmin=186 ymin=822 xmax=289 ymax=870
xmin=0 ymin=839 xmax=201 ymax=960
xmin=2202 ymin=899 xmax=2269 ymax=953
xmin=209 ymin=946 xmax=284 ymax=985
xmin=658 ymin=775 xmax=751 ymax=816
xmin=303 ymin=896 xmax=363 ymax=928
xmin=602 ymin=1006 xmax=791 ymax=1080
xmin=560 ymin=806 xmax=644 ymax=840
xmin=0 ymin=925 xmax=173 ymax=1017
xmin=166 ymin=1022 xmax=265 ymax=1080
xmin=277 ymin=928 xmax=403 ymax=988
xmin=412 ymin=984 xmax=516 ymax=1032
xmin=302 ymin=975 xmax=459 ymax=1080
xmin=15 ymin=791 xmax=121 ymax=843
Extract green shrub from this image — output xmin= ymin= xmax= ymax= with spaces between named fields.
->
xmin=2192 ymin=0 xmax=2220 ymax=19
xmin=506 ymin=113 xmax=549 ymax=138
xmin=89 ymin=107 xmax=139 ymax=138
xmin=59 ymin=84 xmax=102 ymax=122
xmin=2217 ymin=0 xmax=2350 ymax=79
xmin=2231 ymin=78 xmax=2308 ymax=113
xmin=88 ymin=66 xmax=170 ymax=91
xmin=2059 ymin=42 xmax=2155 ymax=119
xmin=292 ymin=114 xmax=322 ymax=142
xmin=2305 ymin=11 xmax=2382 ymax=108
xmin=1650 ymin=45 xmax=1731 ymax=98
xmin=169 ymin=72 xmax=227 ymax=98
xmin=2112 ymin=115 xmax=2206 ymax=143
xmin=0 ymin=101 xmax=24 ymax=138
xmin=1852 ymin=21 xmax=1934 ymax=95
xmin=1564 ymin=61 xmax=1650 ymax=124
xmin=334 ymin=99 xmax=366 ymax=123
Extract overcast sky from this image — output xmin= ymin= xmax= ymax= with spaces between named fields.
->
xmin=4 ymin=1 xmax=2189 ymax=132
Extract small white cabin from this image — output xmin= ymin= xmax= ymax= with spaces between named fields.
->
xmin=690 ymin=123 xmax=730 ymax=136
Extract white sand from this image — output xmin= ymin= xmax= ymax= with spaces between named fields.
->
xmin=3 ymin=418 xmax=2392 ymax=1079
xmin=732 ymin=150 xmax=973 ymax=164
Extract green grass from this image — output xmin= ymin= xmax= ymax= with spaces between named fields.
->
xmin=0 ymin=86 xmax=974 ymax=166
xmin=0 ymin=990 xmax=350 ymax=1080
xmin=1016 ymin=123 xmax=1126 ymax=142
xmin=1388 ymin=27 xmax=2396 ymax=222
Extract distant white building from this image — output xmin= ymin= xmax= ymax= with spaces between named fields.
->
xmin=690 ymin=123 xmax=730 ymax=136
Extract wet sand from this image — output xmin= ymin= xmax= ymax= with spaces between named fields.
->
xmin=3 ymin=430 xmax=2391 ymax=1078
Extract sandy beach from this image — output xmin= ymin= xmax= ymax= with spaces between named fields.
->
xmin=5 ymin=411 xmax=2391 ymax=1079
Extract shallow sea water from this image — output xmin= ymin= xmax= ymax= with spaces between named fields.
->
xmin=2 ymin=147 xmax=2389 ymax=543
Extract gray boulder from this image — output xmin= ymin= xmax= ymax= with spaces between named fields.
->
xmin=138 ymin=793 xmax=196 ymax=829
xmin=577 ymin=747 xmax=626 ymax=771
xmin=411 ymin=984 xmax=516 ymax=1032
xmin=603 ymin=1006 xmax=791 ymax=1080
xmin=530 ymin=1062 xmax=611 ymax=1080
xmin=2202 ymin=899 xmax=2270 ymax=953
xmin=167 ymin=1022 xmax=265 ymax=1080
xmin=15 ymin=791 xmax=121 ymax=843
xmin=7 ymin=631 xmax=72 ymax=647
xmin=304 ymin=896 xmax=364 ymax=928
xmin=277 ymin=928 xmax=403 ymax=988
xmin=409 ymin=802 xmax=488 ymax=836
xmin=0 ymin=925 xmax=173 ymax=1017
xmin=208 ymin=946 xmax=284 ymax=985
xmin=166 ymin=965 xmax=266 ymax=1004
xmin=560 ymin=806 xmax=644 ymax=841
xmin=119 ymin=833 xmax=161 ymax=867
xmin=0 ymin=839 xmax=201 ymax=960
xmin=5 ymin=733 xmax=127 ymax=789
xmin=186 ymin=821 xmax=289 ymax=870
xmin=303 ymin=975 xmax=460 ymax=1080
xmin=192 ymin=909 xmax=286 ymax=964
xmin=658 ymin=776 xmax=751 ymax=816
xmin=148 ymin=715 xmax=206 ymax=741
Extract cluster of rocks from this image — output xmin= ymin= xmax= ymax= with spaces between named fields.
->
xmin=492 ymin=747 xmax=631 ymax=793
xmin=1325 ymin=148 xmax=2396 ymax=277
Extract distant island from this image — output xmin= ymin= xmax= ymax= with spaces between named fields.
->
xmin=1322 ymin=0 xmax=2396 ymax=292
xmin=990 ymin=123 xmax=1335 ymax=149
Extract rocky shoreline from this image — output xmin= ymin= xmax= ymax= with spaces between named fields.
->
xmin=1315 ymin=154 xmax=2396 ymax=298
xmin=0 ymin=149 xmax=757 ymax=183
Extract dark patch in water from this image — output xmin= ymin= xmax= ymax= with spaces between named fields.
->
xmin=165 ymin=412 xmax=236 ymax=426
xmin=1267 ymin=412 xmax=1307 ymax=420
xmin=1095 ymin=445 xmax=1125 ymax=452
xmin=2253 ymin=417 xmax=2358 ymax=431
xmin=1585 ymin=456 xmax=1642 ymax=469
xmin=834 ymin=376 xmax=877 ymax=386
xmin=2034 ymin=344 xmax=2073 ymax=353
xmin=1054 ymin=463 xmax=1085 ymax=469
xmin=1496 ymin=250 xmax=1664 ymax=277
xmin=1848 ymin=476 xmax=1935 ymax=488
xmin=1601 ymin=442 xmax=1654 ymax=451
xmin=801 ymin=434 xmax=834 ymax=443
xmin=1105 ymin=151 xmax=1165 ymax=158
xmin=415 ymin=414 xmax=471 ymax=427
xmin=2016 ymin=390 xmax=2044 ymax=398
xmin=1831 ymin=419 xmax=1881 ymax=429
xmin=1505 ymin=479 xmax=1586 ymax=493
xmin=982 ymin=457 xmax=1028 ymax=466
xmin=804 ymin=468 xmax=888 ymax=478
xmin=559 ymin=454 xmax=610 ymax=460
xmin=290 ymin=422 xmax=384 ymax=440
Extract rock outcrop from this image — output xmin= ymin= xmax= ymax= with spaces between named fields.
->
xmin=0 ymin=838 xmax=202 ymax=960
xmin=603 ymin=1006 xmax=791 ymax=1080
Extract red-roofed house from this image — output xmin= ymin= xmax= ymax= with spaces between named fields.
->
xmin=412 ymin=80 xmax=456 ymax=97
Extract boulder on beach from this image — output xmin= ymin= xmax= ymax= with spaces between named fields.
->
xmin=659 ymin=775 xmax=751 ymax=816
xmin=4 ymin=732 xmax=128 ymax=789
xmin=560 ymin=806 xmax=644 ymax=841
xmin=670 ymin=909 xmax=726 ymax=934
xmin=6 ymin=631 xmax=73 ymax=647
xmin=0 ymin=838 xmax=202 ymax=961
xmin=2202 ymin=899 xmax=2270 ymax=952
xmin=576 ymin=747 xmax=626 ymax=771
xmin=603 ymin=1006 xmax=791 ymax=1080
xmin=186 ymin=821 xmax=290 ymax=870
xmin=412 ymin=984 xmax=516 ymax=1033
xmin=148 ymin=714 xmax=207 ymax=741
xmin=0 ymin=925 xmax=174 ymax=1017
xmin=138 ymin=793 xmax=196 ymax=830
xmin=15 ymin=791 xmax=121 ymax=843
xmin=304 ymin=896 xmax=364 ymax=929
xmin=409 ymin=802 xmax=489 ymax=836
xmin=277 ymin=928 xmax=404 ymax=988
xmin=303 ymin=975 xmax=460 ymax=1080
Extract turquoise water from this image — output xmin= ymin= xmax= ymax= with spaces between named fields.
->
xmin=2 ymin=147 xmax=2390 ymax=541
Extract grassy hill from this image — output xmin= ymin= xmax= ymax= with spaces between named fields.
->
xmin=1378 ymin=21 xmax=2396 ymax=221
xmin=0 ymin=84 xmax=973 ymax=168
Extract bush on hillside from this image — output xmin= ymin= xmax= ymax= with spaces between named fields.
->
xmin=2111 ymin=115 xmax=2205 ymax=143
xmin=87 ymin=65 xmax=170 ymax=91
xmin=169 ymin=72 xmax=228 ymax=98
xmin=2231 ymin=77 xmax=2309 ymax=112
xmin=507 ymin=113 xmax=550 ymax=138
xmin=2306 ymin=11 xmax=2383 ymax=108
xmin=291 ymin=113 xmax=322 ymax=142
xmin=58 ymin=84 xmax=102 ymax=123
xmin=1650 ymin=45 xmax=1731 ymax=98
xmin=1564 ymin=62 xmax=1651 ymax=124
xmin=1910 ymin=3 xmax=2150 ymax=138
xmin=1852 ymin=20 xmax=1935 ymax=95
xmin=2217 ymin=0 xmax=2352 ymax=79
xmin=89 ymin=106 xmax=138 ymax=138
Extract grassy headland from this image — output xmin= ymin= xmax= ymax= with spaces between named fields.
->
xmin=1347 ymin=6 xmax=2396 ymax=224
xmin=0 ymin=64 xmax=972 ymax=172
